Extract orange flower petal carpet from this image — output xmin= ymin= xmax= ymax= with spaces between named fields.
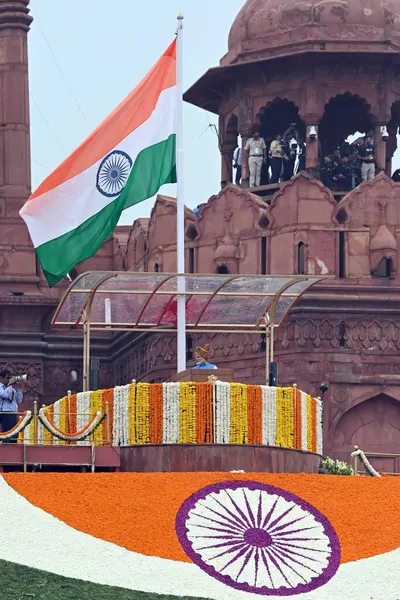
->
xmin=1 ymin=473 xmax=399 ymax=599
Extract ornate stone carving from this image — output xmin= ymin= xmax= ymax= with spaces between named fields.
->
xmin=277 ymin=318 xmax=400 ymax=353
xmin=334 ymin=389 xmax=348 ymax=405
xmin=46 ymin=365 xmax=69 ymax=392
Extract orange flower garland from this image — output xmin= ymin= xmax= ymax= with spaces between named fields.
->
xmin=247 ymin=385 xmax=262 ymax=445
xmin=196 ymin=382 xmax=213 ymax=443
xmin=149 ymin=384 xmax=163 ymax=444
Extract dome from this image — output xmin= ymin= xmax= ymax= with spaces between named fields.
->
xmin=223 ymin=0 xmax=400 ymax=65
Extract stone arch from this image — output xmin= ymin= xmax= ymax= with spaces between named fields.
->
xmin=225 ymin=113 xmax=239 ymax=146
xmin=216 ymin=264 xmax=230 ymax=274
xmin=330 ymin=393 xmax=400 ymax=464
xmin=256 ymin=98 xmax=306 ymax=144
xmin=319 ymin=93 xmax=374 ymax=158
xmin=222 ymin=114 xmax=239 ymax=183
xmin=330 ymin=387 xmax=400 ymax=436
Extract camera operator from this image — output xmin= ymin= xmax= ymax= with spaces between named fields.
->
xmin=282 ymin=134 xmax=297 ymax=181
xmin=0 ymin=369 xmax=24 ymax=443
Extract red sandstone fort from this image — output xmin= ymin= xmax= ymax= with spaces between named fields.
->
xmin=1 ymin=0 xmax=400 ymax=466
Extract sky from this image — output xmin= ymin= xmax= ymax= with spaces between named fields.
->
xmin=28 ymin=0 xmax=244 ymax=225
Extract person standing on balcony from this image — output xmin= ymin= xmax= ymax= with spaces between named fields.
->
xmin=0 ymin=369 xmax=24 ymax=443
xmin=270 ymin=134 xmax=284 ymax=184
xmin=245 ymin=127 xmax=266 ymax=188
xmin=359 ymin=135 xmax=375 ymax=181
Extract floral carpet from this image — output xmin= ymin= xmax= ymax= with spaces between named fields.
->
xmin=1 ymin=473 xmax=400 ymax=599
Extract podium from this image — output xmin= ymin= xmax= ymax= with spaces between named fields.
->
xmin=167 ymin=368 xmax=234 ymax=383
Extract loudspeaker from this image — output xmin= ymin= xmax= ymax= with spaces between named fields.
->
xmin=269 ymin=362 xmax=278 ymax=386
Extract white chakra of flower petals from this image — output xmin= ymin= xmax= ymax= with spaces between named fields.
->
xmin=177 ymin=482 xmax=340 ymax=595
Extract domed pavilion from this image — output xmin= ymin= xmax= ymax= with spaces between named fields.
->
xmin=185 ymin=0 xmax=400 ymax=187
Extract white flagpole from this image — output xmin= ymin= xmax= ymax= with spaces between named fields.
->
xmin=176 ymin=14 xmax=186 ymax=373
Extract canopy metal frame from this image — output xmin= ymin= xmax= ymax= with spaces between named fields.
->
xmin=51 ymin=272 xmax=325 ymax=390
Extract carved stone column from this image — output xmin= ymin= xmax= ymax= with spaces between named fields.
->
xmin=220 ymin=143 xmax=233 ymax=184
xmin=238 ymin=95 xmax=254 ymax=188
xmin=239 ymin=128 xmax=251 ymax=188
xmin=0 ymin=1 xmax=35 ymax=293
xmin=374 ymin=122 xmax=387 ymax=173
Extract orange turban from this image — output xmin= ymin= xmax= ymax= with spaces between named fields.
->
xmin=194 ymin=344 xmax=210 ymax=359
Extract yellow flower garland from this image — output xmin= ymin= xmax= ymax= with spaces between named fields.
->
xmin=135 ymin=383 xmax=150 ymax=444
xmin=306 ymin=394 xmax=313 ymax=451
xmin=42 ymin=405 xmax=53 ymax=446
xmin=275 ymin=387 xmax=283 ymax=446
xmin=128 ymin=383 xmax=136 ymax=445
xmin=58 ymin=396 xmax=67 ymax=445
xmin=92 ymin=390 xmax=104 ymax=446
xmin=275 ymin=388 xmax=295 ymax=447
xmin=229 ymin=383 xmax=248 ymax=444
xmin=179 ymin=382 xmax=197 ymax=444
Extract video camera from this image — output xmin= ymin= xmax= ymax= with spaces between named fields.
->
xmin=14 ymin=374 xmax=27 ymax=382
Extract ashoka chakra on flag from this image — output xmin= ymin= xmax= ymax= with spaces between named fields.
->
xmin=96 ymin=150 xmax=133 ymax=197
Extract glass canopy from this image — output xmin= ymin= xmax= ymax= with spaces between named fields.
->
xmin=52 ymin=272 xmax=325 ymax=333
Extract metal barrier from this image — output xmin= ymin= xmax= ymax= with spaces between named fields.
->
xmin=352 ymin=448 xmax=400 ymax=476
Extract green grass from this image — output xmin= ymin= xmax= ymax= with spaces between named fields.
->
xmin=0 ymin=559 xmax=210 ymax=600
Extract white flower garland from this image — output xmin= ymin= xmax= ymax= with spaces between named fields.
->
xmin=112 ymin=386 xmax=122 ymax=445
xmin=118 ymin=385 xmax=129 ymax=446
xmin=38 ymin=408 xmax=103 ymax=442
xmin=76 ymin=391 xmax=91 ymax=446
xmin=261 ymin=386 xmax=276 ymax=445
xmin=37 ymin=413 xmax=44 ymax=445
xmin=52 ymin=399 xmax=60 ymax=446
xmin=0 ymin=411 xmax=32 ymax=440
xmin=300 ymin=391 xmax=308 ymax=452
xmin=316 ymin=398 xmax=323 ymax=455
xmin=215 ymin=381 xmax=230 ymax=443
xmin=23 ymin=415 xmax=32 ymax=444
xmin=162 ymin=383 xmax=179 ymax=444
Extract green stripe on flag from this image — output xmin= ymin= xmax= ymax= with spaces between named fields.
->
xmin=0 ymin=559 xmax=211 ymax=600
xmin=37 ymin=134 xmax=176 ymax=287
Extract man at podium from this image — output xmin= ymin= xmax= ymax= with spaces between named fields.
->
xmin=193 ymin=344 xmax=217 ymax=370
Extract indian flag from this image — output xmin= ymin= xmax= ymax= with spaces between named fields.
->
xmin=20 ymin=39 xmax=177 ymax=287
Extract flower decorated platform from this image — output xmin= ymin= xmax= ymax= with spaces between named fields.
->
xmin=0 ymin=472 xmax=399 ymax=599
xmin=9 ymin=381 xmax=323 ymax=473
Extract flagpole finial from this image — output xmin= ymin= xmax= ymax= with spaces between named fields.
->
xmin=177 ymin=13 xmax=184 ymax=20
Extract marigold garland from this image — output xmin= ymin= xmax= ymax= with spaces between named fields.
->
xmin=196 ymin=383 xmax=213 ymax=443
xmin=229 ymin=383 xmax=248 ymax=444
xmin=135 ymin=383 xmax=150 ymax=445
xmin=128 ymin=383 xmax=136 ymax=445
xmin=14 ymin=382 xmax=322 ymax=451
xmin=247 ymin=385 xmax=262 ymax=445
xmin=179 ymin=382 xmax=197 ymax=444
xmin=306 ymin=394 xmax=314 ymax=451
xmin=149 ymin=384 xmax=163 ymax=444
